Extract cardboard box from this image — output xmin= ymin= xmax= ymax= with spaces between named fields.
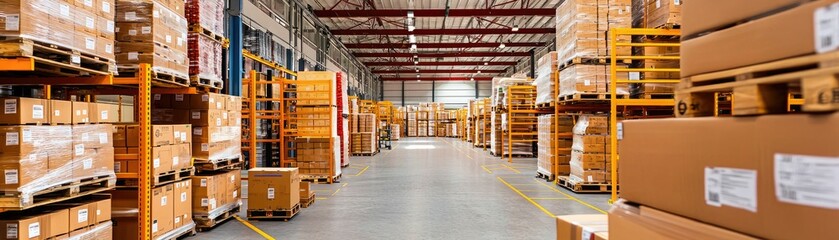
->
xmin=171 ymin=94 xmax=190 ymax=109
xmin=73 ymin=124 xmax=114 ymax=149
xmin=68 ymin=203 xmax=92 ymax=231
xmin=619 ymin=113 xmax=839 ymax=240
xmin=97 ymin=35 xmax=115 ymax=59
xmin=299 ymin=182 xmax=311 ymax=199
xmin=173 ymin=179 xmax=192 ymax=228
xmin=152 ymin=125 xmax=174 ymax=146
xmin=190 ymin=93 xmax=225 ymax=110
xmin=73 ymin=147 xmax=114 ymax=180
xmin=152 ymin=184 xmax=174 ymax=238
xmin=0 ymin=215 xmax=43 ymax=240
xmin=152 ymin=145 xmax=173 ymax=175
xmin=43 ymin=209 xmax=70 ymax=239
xmin=113 ymin=125 xmax=127 ymax=147
xmin=556 ymin=214 xmax=608 ymax=240
xmin=681 ymin=0 xmax=831 ymax=78
xmin=189 ymin=109 xmax=226 ymax=127
xmin=126 ymin=124 xmax=139 ymax=147
xmin=681 ymin=0 xmax=811 ymax=38
xmin=191 ymin=174 xmax=221 ymax=214
xmin=609 ymin=200 xmax=757 ymax=240
xmin=248 ymin=168 xmax=300 ymax=210
xmin=171 ymin=143 xmax=191 ymax=170
xmin=90 ymin=103 xmax=119 ymax=123
xmin=171 ymin=124 xmax=191 ymax=145
xmin=0 ymin=97 xmax=48 ymax=125
xmin=98 ymin=0 xmax=115 ymax=17
xmin=49 ymin=100 xmax=73 ymax=124
xmin=72 ymin=101 xmax=91 ymax=124
xmin=0 ymin=154 xmax=49 ymax=193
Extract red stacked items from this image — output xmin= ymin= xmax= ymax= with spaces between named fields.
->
xmin=187 ymin=32 xmax=223 ymax=84
xmin=185 ymin=0 xmax=224 ymax=35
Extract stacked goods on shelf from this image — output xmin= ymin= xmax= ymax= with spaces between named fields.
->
xmin=114 ymin=124 xmax=194 ymax=183
xmin=555 ymin=0 xmax=631 ymax=99
xmin=678 ymin=0 xmax=836 ymax=116
xmin=540 ymin=115 xmax=574 ymax=180
xmin=0 ymin=97 xmax=117 ymax=216
xmin=247 ymin=168 xmax=301 ymax=219
xmin=115 ymin=0 xmax=189 ymax=83
xmin=534 ymin=52 xmax=558 ymax=106
xmin=569 ymin=115 xmax=610 ymax=184
xmin=608 ymin=2 xmax=839 ymax=239
xmin=350 ymin=113 xmax=377 ymax=154
xmin=489 ymin=110 xmax=503 ymax=155
xmin=0 ymin=195 xmax=114 ymax=239
xmin=191 ymin=169 xmax=241 ymax=229
xmin=289 ymin=72 xmax=341 ymax=181
xmin=0 ymin=0 xmax=117 ymax=73
xmin=294 ymin=138 xmax=333 ymax=176
xmin=391 ymin=124 xmax=401 ymax=141
xmin=185 ymin=0 xmax=224 ymax=88
xmin=631 ymin=0 xmax=682 ymax=28
xmin=503 ymin=86 xmax=538 ymax=157
xmin=407 ymin=111 xmax=417 ymax=137
xmin=112 ymin=179 xmax=195 ymax=239
xmin=417 ymin=120 xmax=428 ymax=137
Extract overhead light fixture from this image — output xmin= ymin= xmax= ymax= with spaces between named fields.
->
xmin=413 ymin=54 xmax=418 ymax=58
xmin=417 ymin=79 xmax=421 ymax=82
xmin=410 ymin=44 xmax=417 ymax=50
xmin=470 ymin=77 xmax=474 ymax=81
xmin=407 ymin=10 xmax=415 ymax=18
xmin=409 ymin=35 xmax=417 ymax=43
xmin=484 ymin=62 xmax=489 ymax=65
xmin=414 ymin=60 xmax=419 ymax=65
xmin=415 ymin=69 xmax=420 ymax=72
xmin=416 ymin=74 xmax=420 ymax=78
xmin=408 ymin=26 xmax=415 ymax=32
xmin=499 ymin=43 xmax=506 ymax=49
xmin=477 ymin=70 xmax=481 ymax=74
xmin=512 ymin=26 xmax=519 ymax=32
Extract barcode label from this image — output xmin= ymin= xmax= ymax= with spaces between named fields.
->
xmin=815 ymin=5 xmax=839 ymax=53
xmin=4 ymin=99 xmax=15 ymax=114
xmin=268 ymin=188 xmax=275 ymax=199
xmin=32 ymin=105 xmax=43 ymax=119
xmin=775 ymin=153 xmax=839 ymax=209
xmin=705 ymin=167 xmax=757 ymax=212
xmin=6 ymin=224 xmax=17 ymax=238
xmin=5 ymin=132 xmax=18 ymax=146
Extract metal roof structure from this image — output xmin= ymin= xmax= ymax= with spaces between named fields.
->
xmin=302 ymin=0 xmax=559 ymax=81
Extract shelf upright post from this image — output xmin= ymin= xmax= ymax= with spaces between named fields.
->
xmin=609 ymin=29 xmax=620 ymax=203
xmin=249 ymin=70 xmax=258 ymax=168
xmin=138 ymin=64 xmax=152 ymax=240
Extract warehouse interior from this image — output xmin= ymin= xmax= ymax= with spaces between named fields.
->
xmin=0 ymin=0 xmax=835 ymax=239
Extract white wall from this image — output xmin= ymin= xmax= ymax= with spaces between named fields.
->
xmin=383 ymin=81 xmax=492 ymax=109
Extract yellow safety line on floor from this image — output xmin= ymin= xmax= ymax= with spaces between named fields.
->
xmin=532 ymin=179 xmax=608 ymax=214
xmin=497 ymin=177 xmax=555 ymax=218
xmin=354 ymin=166 xmax=370 ymax=176
xmin=531 ymin=197 xmax=572 ymax=200
xmin=233 ymin=216 xmax=276 ymax=240
xmin=481 ymin=165 xmax=493 ymax=174
xmin=501 ymin=164 xmax=522 ymax=174
xmin=316 ymin=197 xmax=328 ymax=200
xmin=330 ymin=183 xmax=349 ymax=196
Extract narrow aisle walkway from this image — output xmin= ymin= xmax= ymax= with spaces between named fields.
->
xmin=202 ymin=138 xmax=610 ymax=239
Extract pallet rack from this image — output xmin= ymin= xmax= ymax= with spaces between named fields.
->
xmin=503 ymin=86 xmax=547 ymax=162
xmin=608 ymin=28 xmax=681 ymax=201
xmin=280 ymin=72 xmax=339 ymax=183
xmin=241 ymin=53 xmax=297 ymax=168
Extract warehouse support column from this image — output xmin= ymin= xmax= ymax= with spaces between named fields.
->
xmin=380 ymin=80 xmax=384 ymax=101
xmin=529 ymin=49 xmax=536 ymax=79
xmin=227 ymin=0 xmax=243 ymax=96
xmin=475 ymin=81 xmax=479 ymax=98
xmin=401 ymin=81 xmax=405 ymax=106
xmin=432 ymin=80 xmax=436 ymax=102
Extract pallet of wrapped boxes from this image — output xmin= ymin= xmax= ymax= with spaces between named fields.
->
xmin=536 ymin=114 xmax=573 ymax=181
xmin=247 ymin=168 xmax=301 ymax=220
xmin=115 ymin=0 xmax=190 ymax=87
xmin=556 ymin=0 xmax=630 ymax=102
xmin=0 ymin=195 xmax=114 ymax=240
xmin=111 ymin=179 xmax=196 ymax=239
xmin=555 ymin=115 xmax=615 ymax=193
xmin=0 ymin=0 xmax=117 ymax=75
xmin=0 ymin=97 xmax=117 ymax=211
xmin=350 ymin=113 xmax=377 ymax=156
xmin=299 ymin=182 xmax=315 ymax=208
xmin=534 ymin=52 xmax=558 ymax=108
xmin=113 ymin=123 xmax=196 ymax=186
xmin=186 ymin=0 xmax=224 ymax=89
xmin=192 ymin=169 xmax=242 ymax=231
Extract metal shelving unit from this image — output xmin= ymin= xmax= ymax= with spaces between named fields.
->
xmin=503 ymin=86 xmax=547 ymax=162
xmin=280 ymin=72 xmax=338 ymax=183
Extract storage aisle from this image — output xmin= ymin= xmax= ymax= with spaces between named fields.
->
xmin=200 ymin=138 xmax=610 ymax=239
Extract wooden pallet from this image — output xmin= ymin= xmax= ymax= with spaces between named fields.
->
xmin=677 ymin=51 xmax=839 ymax=117
xmin=247 ymin=203 xmax=301 ymax=220
xmin=0 ymin=174 xmax=116 ymax=211
xmin=117 ymin=67 xmax=189 ymax=88
xmin=535 ymin=171 xmax=555 ymax=182
xmin=194 ymin=157 xmax=243 ymax=172
xmin=155 ymin=221 xmax=196 ymax=240
xmin=556 ymin=176 xmax=616 ymax=193
xmin=351 ymin=152 xmax=377 ymax=156
xmin=637 ymin=93 xmax=675 ymax=99
xmin=300 ymin=193 xmax=316 ymax=208
xmin=301 ymin=173 xmax=342 ymax=184
xmin=189 ymin=75 xmax=223 ymax=90
xmin=0 ymin=37 xmax=116 ymax=76
xmin=117 ymin=167 xmax=195 ymax=187
xmin=559 ymin=57 xmax=631 ymax=70
xmin=535 ymin=101 xmax=556 ymax=109
xmin=190 ymin=25 xmax=226 ymax=43
xmin=195 ymin=202 xmax=241 ymax=232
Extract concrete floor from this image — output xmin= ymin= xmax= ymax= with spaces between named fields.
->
xmin=196 ymin=138 xmax=611 ymax=239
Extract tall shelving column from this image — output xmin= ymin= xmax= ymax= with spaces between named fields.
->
xmin=609 ymin=28 xmax=681 ymax=202
xmin=282 ymin=72 xmax=338 ymax=183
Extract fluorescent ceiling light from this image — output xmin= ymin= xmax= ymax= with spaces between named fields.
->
xmin=499 ymin=43 xmax=506 ymax=49
xmin=417 ymin=80 xmax=421 ymax=82
xmin=415 ymin=69 xmax=419 ymax=72
xmin=477 ymin=70 xmax=481 ymax=73
xmin=470 ymin=77 xmax=474 ymax=81
xmin=512 ymin=26 xmax=519 ymax=32
xmin=407 ymin=11 xmax=415 ymax=18
xmin=414 ymin=61 xmax=419 ymax=65
xmin=410 ymin=44 xmax=417 ymax=50
xmin=484 ymin=62 xmax=489 ymax=65
xmin=408 ymin=26 xmax=415 ymax=32
xmin=409 ymin=35 xmax=417 ymax=43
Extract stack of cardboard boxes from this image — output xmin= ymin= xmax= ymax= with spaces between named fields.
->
xmin=186 ymin=0 xmax=224 ymax=85
xmin=537 ymin=114 xmax=573 ymax=178
xmin=192 ymin=169 xmax=241 ymax=224
xmin=293 ymin=137 xmax=332 ymax=176
xmin=0 ymin=0 xmax=117 ymax=64
xmin=112 ymin=178 xmax=193 ymax=239
xmin=0 ymin=97 xmax=117 ymax=239
xmin=391 ymin=124 xmax=401 ymax=141
xmin=607 ymin=1 xmax=839 ymax=239
xmin=569 ymin=115 xmax=611 ymax=183
xmin=407 ymin=111 xmax=417 ymax=137
xmin=0 ymin=195 xmax=114 ymax=240
xmin=248 ymin=168 xmax=301 ymax=212
xmin=113 ymin=124 xmax=192 ymax=178
xmin=115 ymin=0 xmax=189 ymax=78
xmin=534 ymin=52 xmax=559 ymax=105
xmin=150 ymin=93 xmax=242 ymax=162
xmin=631 ymin=0 xmax=681 ymax=28
xmin=349 ymin=113 xmax=377 ymax=154
xmin=555 ymin=0 xmax=630 ymax=97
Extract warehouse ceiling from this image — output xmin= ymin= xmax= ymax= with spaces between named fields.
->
xmin=303 ymin=0 xmax=560 ymax=81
